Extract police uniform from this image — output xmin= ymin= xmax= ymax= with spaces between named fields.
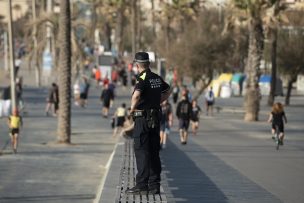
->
xmin=127 ymin=52 xmax=170 ymax=195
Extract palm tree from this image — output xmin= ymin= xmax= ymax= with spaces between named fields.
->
xmin=114 ymin=0 xmax=127 ymax=55
xmin=57 ymin=0 xmax=71 ymax=143
xmin=166 ymin=10 xmax=235 ymax=100
xmin=157 ymin=0 xmax=197 ymax=54
xmin=131 ymin=0 xmax=137 ymax=56
xmin=90 ymin=0 xmax=128 ymax=53
xmin=25 ymin=7 xmax=87 ymax=86
xmin=264 ymin=0 xmax=289 ymax=106
xmin=277 ymin=10 xmax=304 ymax=105
xmin=231 ymin=0 xmax=280 ymax=121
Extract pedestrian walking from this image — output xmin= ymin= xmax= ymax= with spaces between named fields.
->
xmin=119 ymin=67 xmax=128 ymax=88
xmin=45 ymin=83 xmax=59 ymax=116
xmin=79 ymin=77 xmax=90 ymax=108
xmin=2 ymin=85 xmax=11 ymax=116
xmin=93 ymin=66 xmax=101 ymax=87
xmin=172 ymin=82 xmax=180 ymax=105
xmin=182 ymin=85 xmax=192 ymax=102
xmin=7 ymin=108 xmax=23 ymax=154
xmin=112 ymin=103 xmax=127 ymax=137
xmin=100 ymin=83 xmax=114 ymax=118
xmin=267 ymin=102 xmax=288 ymax=145
xmin=109 ymin=82 xmax=116 ymax=107
xmin=126 ymin=52 xmax=171 ymax=195
xmin=73 ymin=79 xmax=81 ymax=106
xmin=160 ymin=99 xmax=173 ymax=149
xmin=16 ymin=77 xmax=24 ymax=112
xmin=176 ymin=92 xmax=192 ymax=144
xmin=190 ymin=100 xmax=201 ymax=136
xmin=205 ymin=87 xmax=215 ymax=116
xmin=14 ymin=56 xmax=22 ymax=76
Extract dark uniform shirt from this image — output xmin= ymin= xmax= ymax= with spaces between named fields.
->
xmin=134 ymin=69 xmax=170 ymax=110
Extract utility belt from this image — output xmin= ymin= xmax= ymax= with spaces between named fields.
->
xmin=133 ymin=109 xmax=160 ymax=128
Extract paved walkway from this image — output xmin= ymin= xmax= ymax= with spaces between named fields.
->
xmin=0 ymin=84 xmax=124 ymax=203
xmin=1 ymin=65 xmax=304 ymax=202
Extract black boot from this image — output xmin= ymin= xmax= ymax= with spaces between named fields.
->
xmin=125 ymin=185 xmax=148 ymax=195
xmin=149 ymin=187 xmax=160 ymax=195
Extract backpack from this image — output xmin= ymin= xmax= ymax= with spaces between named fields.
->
xmin=206 ymin=90 xmax=214 ymax=102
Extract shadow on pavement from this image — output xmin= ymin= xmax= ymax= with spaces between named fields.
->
xmin=161 ymin=138 xmax=228 ymax=202
xmin=160 ymin=134 xmax=281 ymax=203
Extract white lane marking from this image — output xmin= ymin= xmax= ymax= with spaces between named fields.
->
xmin=93 ymin=142 xmax=123 ymax=203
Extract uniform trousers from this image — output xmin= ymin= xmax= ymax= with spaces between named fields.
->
xmin=133 ymin=117 xmax=161 ymax=189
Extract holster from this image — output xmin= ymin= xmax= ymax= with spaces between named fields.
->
xmin=146 ymin=109 xmax=160 ymax=129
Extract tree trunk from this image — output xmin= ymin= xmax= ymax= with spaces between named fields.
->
xmin=32 ymin=0 xmax=41 ymax=87
xmin=91 ymin=3 xmax=97 ymax=41
xmin=114 ymin=0 xmax=126 ymax=56
xmin=244 ymin=18 xmax=264 ymax=121
xmin=165 ymin=16 xmax=170 ymax=54
xmin=131 ymin=0 xmax=137 ymax=56
xmin=285 ymin=74 xmax=297 ymax=106
xmin=57 ymin=0 xmax=71 ymax=144
xmin=193 ymin=76 xmax=213 ymax=101
xmin=268 ymin=29 xmax=277 ymax=106
xmin=151 ymin=0 xmax=156 ymax=37
xmin=104 ymin=22 xmax=112 ymax=51
xmin=137 ymin=1 xmax=141 ymax=50
xmin=285 ymin=80 xmax=293 ymax=106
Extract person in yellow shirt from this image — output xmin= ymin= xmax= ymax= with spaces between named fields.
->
xmin=7 ymin=109 xmax=23 ymax=154
xmin=112 ymin=103 xmax=127 ymax=137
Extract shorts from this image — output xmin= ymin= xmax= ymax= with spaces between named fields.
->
xmin=207 ymin=101 xmax=214 ymax=106
xmin=103 ymin=100 xmax=110 ymax=108
xmin=179 ymin=119 xmax=190 ymax=131
xmin=116 ymin=117 xmax=125 ymax=127
xmin=160 ymin=121 xmax=170 ymax=134
xmin=191 ymin=117 xmax=199 ymax=122
xmin=272 ymin=124 xmax=284 ymax=133
xmin=10 ymin=128 xmax=19 ymax=135
xmin=80 ymin=93 xmax=88 ymax=100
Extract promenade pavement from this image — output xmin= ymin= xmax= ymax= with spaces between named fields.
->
xmin=0 ymin=81 xmax=128 ymax=202
xmin=1 ymin=65 xmax=304 ymax=202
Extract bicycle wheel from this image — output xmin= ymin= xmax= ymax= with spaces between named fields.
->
xmin=275 ymin=126 xmax=280 ymax=150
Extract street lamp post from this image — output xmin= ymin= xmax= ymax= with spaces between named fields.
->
xmin=7 ymin=0 xmax=17 ymax=113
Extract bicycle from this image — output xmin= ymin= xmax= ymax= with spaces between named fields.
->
xmin=273 ymin=125 xmax=281 ymax=150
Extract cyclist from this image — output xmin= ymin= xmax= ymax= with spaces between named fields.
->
xmin=8 ymin=109 xmax=23 ymax=154
xmin=267 ymin=102 xmax=287 ymax=145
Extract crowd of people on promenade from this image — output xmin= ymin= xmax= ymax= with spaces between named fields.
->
xmin=0 ymin=51 xmax=288 ymax=155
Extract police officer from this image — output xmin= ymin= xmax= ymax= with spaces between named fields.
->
xmin=126 ymin=52 xmax=171 ymax=195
